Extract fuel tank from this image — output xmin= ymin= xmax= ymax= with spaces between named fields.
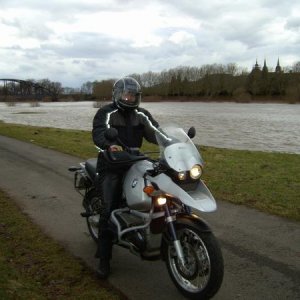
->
xmin=123 ymin=160 xmax=153 ymax=211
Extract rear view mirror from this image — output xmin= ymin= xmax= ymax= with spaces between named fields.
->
xmin=187 ymin=127 xmax=196 ymax=139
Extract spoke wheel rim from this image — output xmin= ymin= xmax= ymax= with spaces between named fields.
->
xmin=168 ymin=228 xmax=211 ymax=293
xmin=87 ymin=214 xmax=99 ymax=238
xmin=87 ymin=195 xmax=101 ymax=239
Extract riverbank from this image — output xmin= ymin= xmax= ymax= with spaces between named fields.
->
xmin=2 ymin=93 xmax=300 ymax=104
xmin=142 ymin=95 xmax=300 ymax=104
xmin=0 ymin=122 xmax=299 ymax=221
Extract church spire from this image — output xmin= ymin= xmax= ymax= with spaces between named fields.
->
xmin=253 ymin=58 xmax=261 ymax=71
xmin=262 ymin=58 xmax=268 ymax=73
xmin=275 ymin=58 xmax=282 ymax=73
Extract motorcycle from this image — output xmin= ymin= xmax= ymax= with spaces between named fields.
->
xmin=69 ymin=125 xmax=224 ymax=299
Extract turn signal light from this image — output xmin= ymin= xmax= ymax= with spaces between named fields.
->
xmin=143 ymin=185 xmax=155 ymax=195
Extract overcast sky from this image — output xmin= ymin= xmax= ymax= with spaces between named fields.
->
xmin=0 ymin=0 xmax=299 ymax=88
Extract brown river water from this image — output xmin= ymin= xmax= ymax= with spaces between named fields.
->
xmin=0 ymin=101 xmax=299 ymax=154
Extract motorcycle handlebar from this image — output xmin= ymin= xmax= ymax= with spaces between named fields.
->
xmin=103 ymin=149 xmax=148 ymax=165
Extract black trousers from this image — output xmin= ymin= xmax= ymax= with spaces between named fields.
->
xmin=95 ymin=157 xmax=126 ymax=260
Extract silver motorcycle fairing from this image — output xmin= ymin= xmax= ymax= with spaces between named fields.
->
xmin=149 ymin=173 xmax=217 ymax=212
xmin=123 ymin=126 xmax=216 ymax=212
xmin=123 ymin=161 xmax=216 ymax=212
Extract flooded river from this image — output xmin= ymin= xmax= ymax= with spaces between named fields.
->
xmin=0 ymin=101 xmax=299 ymax=154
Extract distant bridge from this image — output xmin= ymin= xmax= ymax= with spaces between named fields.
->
xmin=0 ymin=79 xmax=57 ymax=101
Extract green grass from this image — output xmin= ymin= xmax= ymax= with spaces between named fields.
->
xmin=0 ymin=189 xmax=125 ymax=300
xmin=200 ymin=146 xmax=300 ymax=220
xmin=0 ymin=121 xmax=299 ymax=221
xmin=0 ymin=122 xmax=96 ymax=158
xmin=0 ymin=121 xmax=299 ymax=297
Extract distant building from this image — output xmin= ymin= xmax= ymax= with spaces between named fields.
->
xmin=253 ymin=59 xmax=261 ymax=72
xmin=275 ymin=58 xmax=282 ymax=73
xmin=251 ymin=58 xmax=282 ymax=74
xmin=248 ymin=58 xmax=300 ymax=99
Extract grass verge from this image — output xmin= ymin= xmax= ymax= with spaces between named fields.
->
xmin=200 ymin=146 xmax=300 ymax=221
xmin=0 ymin=121 xmax=299 ymax=222
xmin=0 ymin=121 xmax=299 ymax=297
xmin=0 ymin=189 xmax=125 ymax=299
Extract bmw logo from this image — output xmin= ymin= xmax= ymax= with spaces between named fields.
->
xmin=131 ymin=178 xmax=138 ymax=188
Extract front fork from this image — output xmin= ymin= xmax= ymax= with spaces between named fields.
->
xmin=164 ymin=204 xmax=186 ymax=265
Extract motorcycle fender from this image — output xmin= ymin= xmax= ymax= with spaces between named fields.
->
xmin=161 ymin=214 xmax=211 ymax=260
xmin=149 ymin=174 xmax=217 ymax=212
xmin=175 ymin=214 xmax=211 ymax=232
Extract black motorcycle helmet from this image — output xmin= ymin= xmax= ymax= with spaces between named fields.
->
xmin=112 ymin=77 xmax=141 ymax=110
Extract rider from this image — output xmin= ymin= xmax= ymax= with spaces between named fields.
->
xmin=92 ymin=76 xmax=160 ymax=279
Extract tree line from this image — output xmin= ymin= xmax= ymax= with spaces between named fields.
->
xmin=91 ymin=61 xmax=300 ymax=103
xmin=1 ymin=61 xmax=299 ymax=102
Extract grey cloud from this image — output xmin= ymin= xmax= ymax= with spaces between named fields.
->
xmin=1 ymin=15 xmax=54 ymax=41
xmin=260 ymin=0 xmax=299 ymax=14
xmin=0 ymin=0 xmax=145 ymax=15
xmin=1 ymin=0 xmax=299 ymax=88
xmin=41 ymin=32 xmax=132 ymax=59
xmin=285 ymin=17 xmax=300 ymax=31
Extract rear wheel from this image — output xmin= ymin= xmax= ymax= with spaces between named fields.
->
xmin=84 ymin=189 xmax=101 ymax=243
xmin=164 ymin=222 xmax=224 ymax=299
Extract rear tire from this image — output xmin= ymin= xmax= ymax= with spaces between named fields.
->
xmin=84 ymin=189 xmax=101 ymax=243
xmin=164 ymin=221 xmax=224 ymax=299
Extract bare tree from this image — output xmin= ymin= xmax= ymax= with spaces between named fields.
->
xmin=292 ymin=61 xmax=300 ymax=73
xmin=81 ymin=81 xmax=94 ymax=94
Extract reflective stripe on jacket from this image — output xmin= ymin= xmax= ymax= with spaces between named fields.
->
xmin=92 ymin=103 xmax=159 ymax=151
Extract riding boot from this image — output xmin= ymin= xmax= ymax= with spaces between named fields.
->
xmin=96 ymin=235 xmax=112 ymax=279
xmin=96 ymin=221 xmax=113 ymax=279
xmin=97 ymin=258 xmax=110 ymax=279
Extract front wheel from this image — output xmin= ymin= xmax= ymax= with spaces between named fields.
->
xmin=164 ymin=222 xmax=224 ymax=299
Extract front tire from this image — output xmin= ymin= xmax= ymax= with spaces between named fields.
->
xmin=164 ymin=222 xmax=224 ymax=299
xmin=84 ymin=189 xmax=101 ymax=243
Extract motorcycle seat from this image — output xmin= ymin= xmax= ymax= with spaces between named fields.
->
xmin=85 ymin=158 xmax=97 ymax=180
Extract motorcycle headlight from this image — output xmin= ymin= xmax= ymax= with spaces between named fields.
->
xmin=190 ymin=164 xmax=202 ymax=179
xmin=157 ymin=196 xmax=167 ymax=206
xmin=177 ymin=171 xmax=186 ymax=181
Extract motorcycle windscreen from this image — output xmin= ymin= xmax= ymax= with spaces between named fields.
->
xmin=156 ymin=126 xmax=204 ymax=172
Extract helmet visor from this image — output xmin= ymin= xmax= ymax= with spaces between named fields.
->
xmin=120 ymin=89 xmax=141 ymax=107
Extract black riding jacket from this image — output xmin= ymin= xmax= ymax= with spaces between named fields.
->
xmin=92 ymin=103 xmax=160 ymax=151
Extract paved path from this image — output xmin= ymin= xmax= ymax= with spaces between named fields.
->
xmin=0 ymin=135 xmax=299 ymax=299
